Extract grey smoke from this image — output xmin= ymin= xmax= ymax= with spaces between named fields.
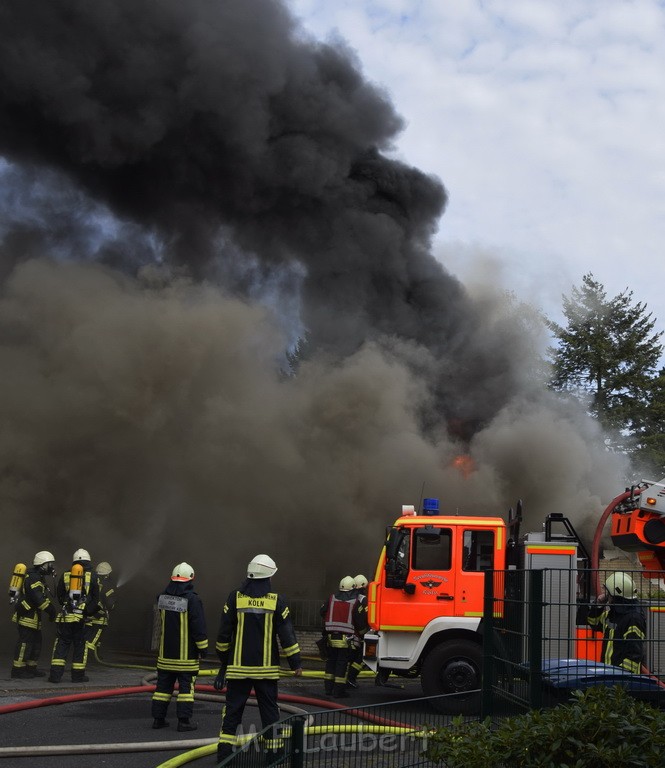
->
xmin=0 ymin=1 xmax=628 ymax=619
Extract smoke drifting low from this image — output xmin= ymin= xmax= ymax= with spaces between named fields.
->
xmin=0 ymin=1 xmax=627 ymax=617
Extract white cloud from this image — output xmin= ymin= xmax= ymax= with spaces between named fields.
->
xmin=288 ymin=0 xmax=665 ymax=338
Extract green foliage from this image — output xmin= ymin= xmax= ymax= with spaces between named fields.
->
xmin=425 ymin=687 xmax=665 ymax=767
xmin=547 ymin=274 xmax=663 ymax=464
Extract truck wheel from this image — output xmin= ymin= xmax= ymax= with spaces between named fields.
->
xmin=421 ymin=640 xmax=482 ymax=714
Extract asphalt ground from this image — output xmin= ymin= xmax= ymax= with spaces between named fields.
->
xmin=0 ymin=650 xmax=431 ymax=768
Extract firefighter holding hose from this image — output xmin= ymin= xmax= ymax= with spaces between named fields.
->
xmin=85 ymin=561 xmax=117 ymax=657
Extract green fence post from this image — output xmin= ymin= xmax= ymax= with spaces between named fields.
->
xmin=481 ymin=568 xmax=495 ymax=719
xmin=290 ymin=716 xmax=305 ymax=768
xmin=528 ymin=569 xmax=543 ymax=710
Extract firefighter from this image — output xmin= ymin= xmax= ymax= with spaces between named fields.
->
xmin=151 ymin=562 xmax=208 ymax=731
xmin=585 ymin=572 xmax=647 ymax=673
xmin=85 ymin=562 xmax=116 ymax=659
xmin=10 ymin=551 xmax=58 ymax=678
xmin=321 ymin=575 xmax=360 ymax=697
xmin=48 ymin=548 xmax=100 ymax=683
xmin=347 ymin=574 xmax=369 ymax=689
xmin=214 ymin=554 xmax=302 ymax=765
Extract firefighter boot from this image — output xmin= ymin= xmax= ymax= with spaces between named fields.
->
xmin=26 ymin=666 xmax=46 ymax=677
xmin=11 ymin=667 xmax=31 ymax=679
xmin=152 ymin=718 xmax=170 ymax=729
xmin=324 ymin=679 xmax=333 ymax=695
xmin=72 ymin=671 xmax=90 ymax=683
xmin=347 ymin=668 xmax=359 ymax=689
xmin=217 ymin=743 xmax=233 ymax=763
xmin=47 ymin=669 xmax=63 ymax=684
xmin=332 ymin=683 xmax=350 ymax=698
xmin=177 ymin=718 xmax=198 ymax=732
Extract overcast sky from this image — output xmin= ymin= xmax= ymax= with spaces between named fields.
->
xmin=288 ymin=0 xmax=665 ymax=338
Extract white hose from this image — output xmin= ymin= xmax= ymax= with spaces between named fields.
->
xmin=0 ymin=693 xmax=309 ymax=758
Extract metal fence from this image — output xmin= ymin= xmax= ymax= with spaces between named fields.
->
xmin=481 ymin=568 xmax=665 ymax=719
xmin=215 ymin=568 xmax=665 ymax=766
xmin=217 ymin=694 xmax=478 ymax=768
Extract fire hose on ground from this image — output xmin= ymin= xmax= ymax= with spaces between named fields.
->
xmin=0 ymin=670 xmax=414 ymax=761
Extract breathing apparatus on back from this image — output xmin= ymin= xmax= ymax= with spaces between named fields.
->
xmin=8 ymin=563 xmax=27 ymax=604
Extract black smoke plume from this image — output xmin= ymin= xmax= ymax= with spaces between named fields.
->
xmin=0 ymin=1 xmax=626 ymax=632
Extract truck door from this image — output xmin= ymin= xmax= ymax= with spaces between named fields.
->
xmin=379 ymin=525 xmax=456 ymax=630
xmin=456 ymin=527 xmax=497 ymax=617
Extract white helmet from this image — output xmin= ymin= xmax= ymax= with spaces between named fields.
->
xmin=605 ymin=572 xmax=637 ymax=600
xmin=171 ymin=562 xmax=195 ymax=582
xmin=339 ymin=576 xmax=355 ymax=592
xmin=354 ymin=574 xmax=368 ymax=589
xmin=247 ymin=554 xmax=277 ymax=579
xmin=96 ymin=562 xmax=112 ymax=576
xmin=34 ymin=551 xmax=55 ymax=567
xmin=73 ymin=548 xmax=91 ymax=563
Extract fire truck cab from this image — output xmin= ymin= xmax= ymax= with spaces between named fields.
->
xmin=363 ymin=498 xmax=506 ymax=712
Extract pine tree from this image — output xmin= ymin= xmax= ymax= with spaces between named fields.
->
xmin=547 ymin=274 xmax=663 ymax=449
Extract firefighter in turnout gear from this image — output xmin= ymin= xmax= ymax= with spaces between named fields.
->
xmin=321 ymin=575 xmax=362 ymax=697
xmin=85 ymin=562 xmax=116 ymax=659
xmin=585 ymin=572 xmax=647 ymax=673
xmin=10 ymin=551 xmax=57 ymax=678
xmin=346 ymin=574 xmax=370 ymax=689
xmin=215 ymin=554 xmax=302 ymax=765
xmin=48 ymin=549 xmax=99 ymax=683
xmin=151 ymin=562 xmax=208 ymax=732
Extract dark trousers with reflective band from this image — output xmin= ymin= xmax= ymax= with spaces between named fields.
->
xmin=324 ymin=644 xmax=351 ymax=693
xmin=347 ymin=644 xmax=364 ymax=682
xmin=85 ymin=624 xmax=104 ymax=653
xmin=151 ymin=669 xmax=196 ymax=720
xmin=50 ymin=621 xmax=88 ymax=680
xmin=217 ymin=678 xmax=281 ymax=759
xmin=13 ymin=625 xmax=42 ymax=669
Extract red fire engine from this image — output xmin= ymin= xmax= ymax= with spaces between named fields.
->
xmin=362 ymin=479 xmax=665 ymax=713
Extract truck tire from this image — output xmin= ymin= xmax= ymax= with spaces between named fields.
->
xmin=421 ymin=639 xmax=482 ymax=714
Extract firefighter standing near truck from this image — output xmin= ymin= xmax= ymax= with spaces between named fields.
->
xmin=585 ymin=572 xmax=647 ymax=673
xmin=85 ymin=561 xmax=116 ymax=658
xmin=151 ymin=562 xmax=208 ymax=731
xmin=321 ymin=575 xmax=361 ymax=698
xmin=347 ymin=574 xmax=370 ymax=689
xmin=48 ymin=549 xmax=99 ymax=683
xmin=215 ymin=554 xmax=302 ymax=765
xmin=10 ymin=551 xmax=58 ymax=678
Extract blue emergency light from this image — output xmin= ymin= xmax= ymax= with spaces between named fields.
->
xmin=422 ymin=498 xmax=440 ymax=515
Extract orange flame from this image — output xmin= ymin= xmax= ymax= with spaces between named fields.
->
xmin=451 ymin=454 xmax=476 ymax=478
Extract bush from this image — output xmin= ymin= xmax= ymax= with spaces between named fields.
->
xmin=425 ymin=686 xmax=665 ymax=767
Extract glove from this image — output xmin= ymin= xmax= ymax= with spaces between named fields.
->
xmin=47 ymin=605 xmax=57 ymax=622
xmin=213 ymin=668 xmax=226 ymax=691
